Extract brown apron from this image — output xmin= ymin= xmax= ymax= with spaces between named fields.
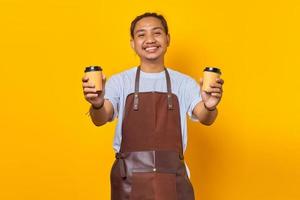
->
xmin=110 ymin=67 xmax=195 ymax=200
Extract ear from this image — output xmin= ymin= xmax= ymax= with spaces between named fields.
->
xmin=130 ymin=38 xmax=135 ymax=50
xmin=166 ymin=34 xmax=170 ymax=46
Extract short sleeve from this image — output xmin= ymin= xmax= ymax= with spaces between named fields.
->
xmin=185 ymin=78 xmax=202 ymax=121
xmin=104 ymin=75 xmax=121 ymax=121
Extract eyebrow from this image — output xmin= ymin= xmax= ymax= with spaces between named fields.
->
xmin=152 ymin=27 xmax=163 ymax=31
xmin=135 ymin=27 xmax=164 ymax=34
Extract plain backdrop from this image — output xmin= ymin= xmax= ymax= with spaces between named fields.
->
xmin=0 ymin=0 xmax=299 ymax=199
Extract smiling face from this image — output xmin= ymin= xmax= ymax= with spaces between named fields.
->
xmin=130 ymin=16 xmax=170 ymax=62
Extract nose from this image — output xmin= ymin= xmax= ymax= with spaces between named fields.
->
xmin=145 ymin=34 xmax=156 ymax=44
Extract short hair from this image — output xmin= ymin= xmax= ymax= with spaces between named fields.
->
xmin=130 ymin=12 xmax=169 ymax=38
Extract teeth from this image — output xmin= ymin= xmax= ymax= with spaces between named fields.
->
xmin=145 ymin=46 xmax=158 ymax=51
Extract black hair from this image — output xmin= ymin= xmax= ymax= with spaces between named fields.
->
xmin=130 ymin=12 xmax=169 ymax=38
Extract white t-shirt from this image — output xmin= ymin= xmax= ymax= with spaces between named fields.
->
xmin=104 ymin=67 xmax=202 ymax=153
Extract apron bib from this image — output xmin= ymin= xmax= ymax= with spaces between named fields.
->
xmin=110 ymin=67 xmax=195 ymax=200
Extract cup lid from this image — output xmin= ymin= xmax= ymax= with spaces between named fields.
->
xmin=85 ymin=66 xmax=102 ymax=72
xmin=203 ymin=67 xmax=221 ymax=74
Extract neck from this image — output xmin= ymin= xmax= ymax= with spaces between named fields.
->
xmin=140 ymin=58 xmax=165 ymax=73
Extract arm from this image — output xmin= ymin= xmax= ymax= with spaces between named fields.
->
xmin=89 ymin=100 xmax=114 ymax=126
xmin=192 ymin=101 xmax=218 ymax=125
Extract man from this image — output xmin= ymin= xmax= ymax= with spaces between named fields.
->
xmin=82 ymin=12 xmax=224 ymax=200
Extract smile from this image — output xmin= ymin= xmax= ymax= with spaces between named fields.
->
xmin=144 ymin=46 xmax=160 ymax=53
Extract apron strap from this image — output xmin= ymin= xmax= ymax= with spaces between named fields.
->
xmin=165 ymin=68 xmax=174 ymax=110
xmin=133 ymin=66 xmax=174 ymax=110
xmin=133 ymin=67 xmax=141 ymax=110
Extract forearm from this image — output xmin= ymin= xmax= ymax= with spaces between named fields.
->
xmin=193 ymin=101 xmax=218 ymax=126
xmin=89 ymin=100 xmax=112 ymax=126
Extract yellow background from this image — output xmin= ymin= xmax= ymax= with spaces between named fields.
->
xmin=1 ymin=0 xmax=299 ymax=199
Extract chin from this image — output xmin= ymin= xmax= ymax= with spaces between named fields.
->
xmin=143 ymin=53 xmax=165 ymax=61
xmin=145 ymin=55 xmax=160 ymax=60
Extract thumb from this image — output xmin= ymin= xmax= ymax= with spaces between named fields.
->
xmin=102 ymin=74 xmax=107 ymax=86
xmin=199 ymin=78 xmax=203 ymax=87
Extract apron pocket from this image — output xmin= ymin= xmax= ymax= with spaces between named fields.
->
xmin=130 ymin=171 xmax=177 ymax=200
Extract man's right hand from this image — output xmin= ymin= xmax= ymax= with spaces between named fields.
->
xmin=82 ymin=74 xmax=106 ymax=108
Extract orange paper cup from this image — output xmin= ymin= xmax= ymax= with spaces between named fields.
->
xmin=202 ymin=67 xmax=221 ymax=92
xmin=85 ymin=66 xmax=103 ymax=92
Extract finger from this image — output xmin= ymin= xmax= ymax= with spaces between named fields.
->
xmin=210 ymin=83 xmax=222 ymax=88
xmin=209 ymin=87 xmax=222 ymax=93
xmin=216 ymin=78 xmax=224 ymax=84
xmin=82 ymin=76 xmax=89 ymax=82
xmin=82 ymin=82 xmax=95 ymax=88
xmin=85 ymin=93 xmax=98 ymax=98
xmin=211 ymin=93 xmax=222 ymax=98
xmin=83 ymin=87 xmax=97 ymax=94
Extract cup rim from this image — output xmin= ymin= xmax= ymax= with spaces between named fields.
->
xmin=85 ymin=66 xmax=102 ymax=72
xmin=203 ymin=67 xmax=221 ymax=74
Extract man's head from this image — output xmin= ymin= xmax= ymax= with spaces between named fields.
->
xmin=130 ymin=13 xmax=169 ymax=38
xmin=130 ymin=12 xmax=170 ymax=62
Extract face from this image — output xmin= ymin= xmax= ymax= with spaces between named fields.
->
xmin=131 ymin=17 xmax=170 ymax=62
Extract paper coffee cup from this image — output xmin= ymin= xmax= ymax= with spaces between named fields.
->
xmin=84 ymin=66 xmax=103 ymax=92
xmin=202 ymin=67 xmax=221 ymax=92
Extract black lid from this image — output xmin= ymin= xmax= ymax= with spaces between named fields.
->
xmin=85 ymin=66 xmax=102 ymax=72
xmin=203 ymin=67 xmax=221 ymax=74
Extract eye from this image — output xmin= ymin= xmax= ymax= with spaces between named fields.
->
xmin=154 ymin=32 xmax=161 ymax=36
xmin=137 ymin=34 xmax=145 ymax=38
